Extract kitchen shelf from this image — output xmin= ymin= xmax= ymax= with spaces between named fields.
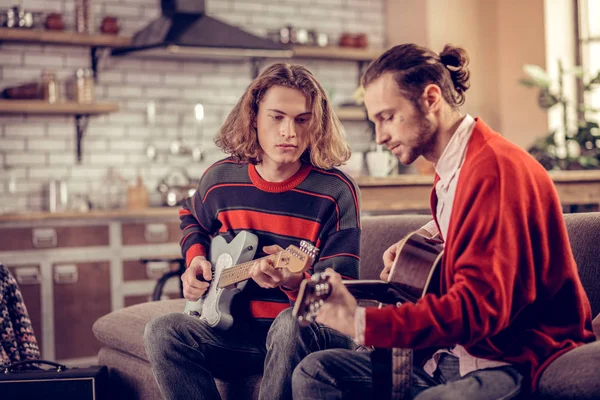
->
xmin=291 ymin=46 xmax=384 ymax=62
xmin=0 ymin=28 xmax=131 ymax=47
xmin=109 ymin=40 xmax=383 ymax=80
xmin=0 ymin=100 xmax=119 ymax=163
xmin=0 ymin=29 xmax=129 ymax=164
xmin=0 ymin=100 xmax=118 ymax=115
xmin=334 ymin=106 xmax=367 ymax=121
xmin=0 ymin=28 xmax=132 ymax=81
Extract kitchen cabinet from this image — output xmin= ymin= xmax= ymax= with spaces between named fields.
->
xmin=0 ymin=209 xmax=182 ymax=364
xmin=53 ymin=261 xmax=111 ymax=360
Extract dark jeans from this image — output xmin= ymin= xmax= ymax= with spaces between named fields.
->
xmin=144 ymin=312 xmax=267 ymax=400
xmin=537 ymin=340 xmax=600 ymax=399
xmin=144 ymin=308 xmax=357 ymax=400
xmin=292 ymin=350 xmax=524 ymax=400
xmin=260 ymin=308 xmax=359 ymax=400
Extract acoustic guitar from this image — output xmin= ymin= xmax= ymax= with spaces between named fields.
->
xmin=292 ymin=231 xmax=443 ymax=326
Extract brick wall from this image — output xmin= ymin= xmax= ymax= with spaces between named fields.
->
xmin=0 ymin=0 xmax=385 ymax=212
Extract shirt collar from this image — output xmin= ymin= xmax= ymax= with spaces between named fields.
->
xmin=434 ymin=114 xmax=476 ymax=186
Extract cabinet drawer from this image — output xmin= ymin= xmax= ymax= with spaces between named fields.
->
xmin=53 ymin=261 xmax=111 ymax=360
xmin=122 ymin=258 xmax=182 ymax=282
xmin=0 ymin=225 xmax=109 ymax=251
xmin=121 ymin=221 xmax=181 ymax=245
xmin=7 ymin=264 xmax=43 ymax=354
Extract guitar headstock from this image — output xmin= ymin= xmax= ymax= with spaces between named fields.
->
xmin=278 ymin=241 xmax=319 ymax=273
xmin=292 ymin=273 xmax=331 ymax=326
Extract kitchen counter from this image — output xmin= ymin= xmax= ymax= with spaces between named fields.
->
xmin=1 ymin=170 xmax=599 ymax=222
xmin=0 ymin=207 xmax=179 ymax=223
xmin=354 ymin=170 xmax=600 ymax=213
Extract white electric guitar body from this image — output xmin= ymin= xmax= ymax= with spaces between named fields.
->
xmin=183 ymin=231 xmax=318 ymax=330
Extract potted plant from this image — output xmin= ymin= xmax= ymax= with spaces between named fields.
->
xmin=520 ymin=61 xmax=600 ymax=170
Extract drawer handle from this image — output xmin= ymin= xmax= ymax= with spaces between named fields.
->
xmin=146 ymin=261 xmax=171 ymax=279
xmin=14 ymin=267 xmax=41 ymax=285
xmin=54 ymin=265 xmax=79 ymax=284
xmin=32 ymin=228 xmax=57 ymax=248
xmin=144 ymin=223 xmax=168 ymax=243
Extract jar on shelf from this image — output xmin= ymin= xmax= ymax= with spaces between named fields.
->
xmin=100 ymin=16 xmax=119 ymax=35
xmin=67 ymin=68 xmax=95 ymax=103
xmin=74 ymin=0 xmax=92 ymax=34
xmin=40 ymin=70 xmax=58 ymax=104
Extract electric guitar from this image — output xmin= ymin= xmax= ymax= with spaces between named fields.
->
xmin=184 ymin=231 xmax=318 ymax=330
xmin=292 ymin=232 xmax=443 ymax=326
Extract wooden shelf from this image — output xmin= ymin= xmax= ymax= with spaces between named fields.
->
xmin=0 ymin=100 xmax=119 ymax=163
xmin=335 ymin=106 xmax=367 ymax=121
xmin=0 ymin=100 xmax=119 ymax=115
xmin=292 ymin=46 xmax=384 ymax=62
xmin=0 ymin=28 xmax=131 ymax=47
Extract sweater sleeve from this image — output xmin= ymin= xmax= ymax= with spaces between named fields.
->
xmin=179 ymin=174 xmax=221 ymax=267
xmin=281 ymin=176 xmax=361 ymax=301
xmin=364 ymin=169 xmax=516 ymax=349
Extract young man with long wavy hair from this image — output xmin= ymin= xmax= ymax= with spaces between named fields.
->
xmin=144 ymin=63 xmax=363 ymax=400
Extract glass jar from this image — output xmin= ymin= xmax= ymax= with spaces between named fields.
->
xmin=75 ymin=68 xmax=95 ymax=104
xmin=41 ymin=70 xmax=58 ymax=103
xmin=74 ymin=0 xmax=92 ymax=34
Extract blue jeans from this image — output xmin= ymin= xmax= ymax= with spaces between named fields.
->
xmin=144 ymin=312 xmax=268 ymax=400
xmin=144 ymin=308 xmax=357 ymax=400
xmin=537 ymin=340 xmax=600 ymax=399
xmin=260 ymin=308 xmax=359 ymax=400
xmin=292 ymin=350 xmax=524 ymax=400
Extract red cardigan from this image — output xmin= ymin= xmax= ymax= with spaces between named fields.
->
xmin=364 ymin=119 xmax=595 ymax=390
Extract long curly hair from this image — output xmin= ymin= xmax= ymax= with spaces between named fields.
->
xmin=215 ymin=63 xmax=351 ymax=170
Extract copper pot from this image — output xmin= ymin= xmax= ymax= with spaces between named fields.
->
xmin=100 ymin=16 xmax=119 ymax=35
xmin=45 ymin=13 xmax=64 ymax=31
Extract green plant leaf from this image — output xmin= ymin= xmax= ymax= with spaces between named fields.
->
xmin=523 ymin=64 xmax=551 ymax=88
xmin=578 ymin=105 xmax=600 ymax=113
xmin=519 ymin=78 xmax=539 ymax=87
xmin=565 ymin=66 xmax=585 ymax=77
xmin=537 ymin=89 xmax=560 ymax=109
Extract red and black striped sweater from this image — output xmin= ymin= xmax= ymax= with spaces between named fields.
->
xmin=180 ymin=158 xmax=361 ymax=329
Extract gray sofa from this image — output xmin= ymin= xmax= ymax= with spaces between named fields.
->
xmin=93 ymin=213 xmax=600 ymax=399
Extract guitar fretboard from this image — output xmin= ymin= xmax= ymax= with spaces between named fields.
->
xmin=217 ymin=253 xmax=283 ymax=288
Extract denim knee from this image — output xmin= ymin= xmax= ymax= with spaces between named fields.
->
xmin=144 ymin=313 xmax=188 ymax=355
xmin=293 ymin=352 xmax=328 ymax=381
xmin=266 ymin=308 xmax=296 ymax=348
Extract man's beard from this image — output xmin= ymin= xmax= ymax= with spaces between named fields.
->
xmin=403 ymin=114 xmax=437 ymax=165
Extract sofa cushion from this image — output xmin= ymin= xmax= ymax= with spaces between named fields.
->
xmin=563 ymin=213 xmax=600 ymax=317
xmin=93 ymin=299 xmax=186 ymax=361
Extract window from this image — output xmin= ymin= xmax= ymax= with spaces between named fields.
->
xmin=577 ymin=0 xmax=600 ymax=114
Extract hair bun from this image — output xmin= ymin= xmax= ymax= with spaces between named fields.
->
xmin=439 ymin=44 xmax=470 ymax=105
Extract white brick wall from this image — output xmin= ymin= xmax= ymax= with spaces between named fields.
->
xmin=0 ymin=0 xmax=385 ymax=211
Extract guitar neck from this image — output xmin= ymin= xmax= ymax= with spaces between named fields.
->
xmin=217 ymin=253 xmax=279 ymax=288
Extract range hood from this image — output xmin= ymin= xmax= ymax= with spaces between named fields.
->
xmin=112 ymin=0 xmax=293 ymax=60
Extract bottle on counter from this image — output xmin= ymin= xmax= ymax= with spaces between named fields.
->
xmin=127 ymin=174 xmax=149 ymax=209
xmin=100 ymin=167 xmax=127 ymax=209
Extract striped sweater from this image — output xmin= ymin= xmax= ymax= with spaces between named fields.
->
xmin=180 ymin=158 xmax=361 ymax=328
